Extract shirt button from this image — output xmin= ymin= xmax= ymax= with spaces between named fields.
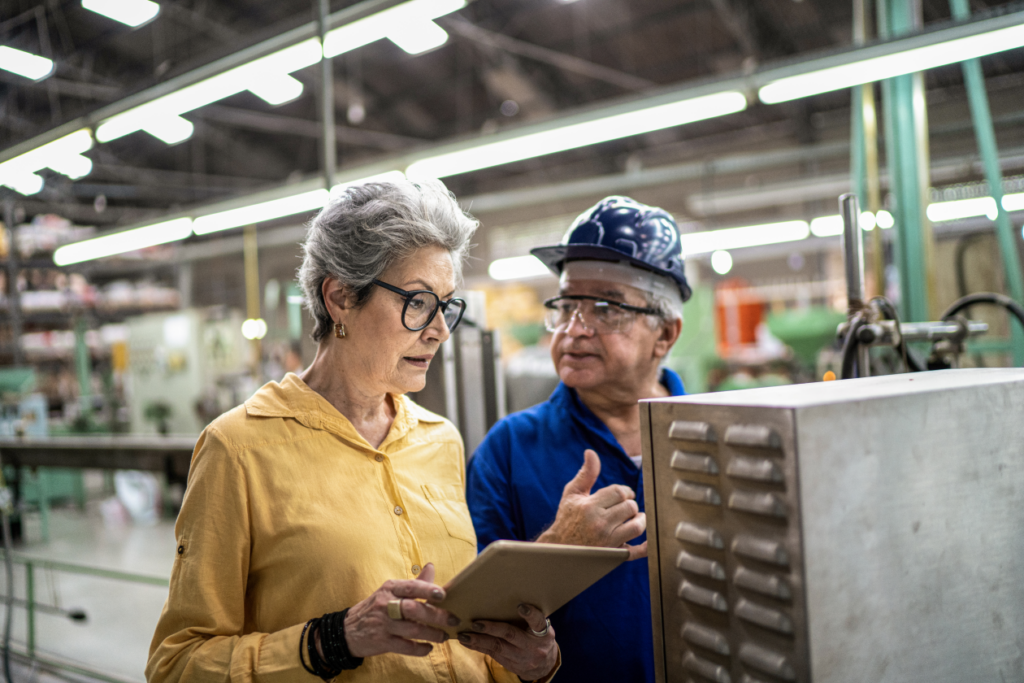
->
xmin=394 ymin=506 xmax=403 ymax=515
xmin=412 ymin=564 xmax=421 ymax=575
xmin=375 ymin=455 xmax=384 ymax=462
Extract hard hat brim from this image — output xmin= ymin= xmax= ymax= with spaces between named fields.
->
xmin=530 ymin=244 xmax=692 ymax=302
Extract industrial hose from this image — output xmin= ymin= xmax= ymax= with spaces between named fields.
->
xmin=941 ymin=292 xmax=1024 ymax=333
xmin=839 ymin=311 xmax=869 ymax=380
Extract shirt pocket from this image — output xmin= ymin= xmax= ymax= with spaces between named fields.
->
xmin=422 ymin=484 xmax=477 ymax=547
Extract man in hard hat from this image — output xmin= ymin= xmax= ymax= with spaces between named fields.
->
xmin=466 ymin=196 xmax=689 ymax=683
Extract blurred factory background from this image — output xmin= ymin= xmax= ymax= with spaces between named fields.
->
xmin=1 ymin=0 xmax=1023 ymax=679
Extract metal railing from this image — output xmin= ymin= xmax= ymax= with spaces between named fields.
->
xmin=0 ymin=551 xmax=168 ymax=683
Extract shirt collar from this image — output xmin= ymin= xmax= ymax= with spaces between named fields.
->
xmin=245 ymin=373 xmax=443 ymax=449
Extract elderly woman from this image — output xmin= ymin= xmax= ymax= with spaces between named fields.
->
xmin=147 ymin=180 xmax=559 ymax=682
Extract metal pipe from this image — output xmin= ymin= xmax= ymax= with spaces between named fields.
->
xmin=842 ymin=193 xmax=866 ymax=315
xmin=25 ymin=562 xmax=34 ymax=658
xmin=841 ymin=193 xmax=871 ymax=377
xmin=317 ymin=0 xmax=336 ymax=189
xmin=949 ymin=0 xmax=1024 ymax=365
xmin=3 ymin=201 xmax=23 ymax=366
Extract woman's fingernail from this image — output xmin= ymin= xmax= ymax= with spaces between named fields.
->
xmin=518 ymin=604 xmax=530 ymax=616
xmin=458 ymin=633 xmax=470 ymax=643
xmin=448 ymin=616 xmax=461 ymax=627
xmin=432 ymin=589 xmax=444 ymax=600
xmin=472 ymin=621 xmax=485 ymax=632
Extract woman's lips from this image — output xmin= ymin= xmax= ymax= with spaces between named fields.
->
xmin=403 ymin=355 xmax=433 ymax=368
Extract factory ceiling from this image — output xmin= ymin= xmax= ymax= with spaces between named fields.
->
xmin=1 ymin=0 xmax=1023 ymax=252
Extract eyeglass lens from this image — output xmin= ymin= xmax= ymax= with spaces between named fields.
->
xmin=545 ymin=299 xmax=630 ymax=333
xmin=403 ymin=292 xmax=466 ymax=331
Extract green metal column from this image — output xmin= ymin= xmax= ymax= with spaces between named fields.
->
xmin=879 ymin=0 xmax=933 ymax=322
xmin=949 ymin=0 xmax=1024 ymax=363
xmin=26 ymin=560 xmax=35 ymax=658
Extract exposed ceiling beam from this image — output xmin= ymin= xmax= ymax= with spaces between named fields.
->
xmin=0 ymin=73 xmax=121 ymax=101
xmin=443 ymin=15 xmax=656 ymax=92
xmin=707 ymin=0 xmax=760 ymax=59
xmin=199 ymin=104 xmax=423 ymax=151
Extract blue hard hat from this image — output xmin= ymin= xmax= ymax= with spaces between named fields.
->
xmin=530 ymin=196 xmax=692 ymax=302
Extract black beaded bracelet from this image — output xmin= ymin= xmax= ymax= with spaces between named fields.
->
xmin=300 ymin=609 xmax=364 ymax=680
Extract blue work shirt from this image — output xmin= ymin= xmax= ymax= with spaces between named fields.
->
xmin=466 ymin=368 xmax=685 ymax=683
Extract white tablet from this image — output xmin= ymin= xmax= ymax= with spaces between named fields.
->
xmin=436 ymin=540 xmax=630 ymax=635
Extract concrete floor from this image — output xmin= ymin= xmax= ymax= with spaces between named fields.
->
xmin=0 ymin=503 xmax=176 ymax=683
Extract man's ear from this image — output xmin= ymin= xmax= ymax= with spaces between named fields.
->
xmin=652 ymin=317 xmax=682 ymax=360
xmin=322 ymin=277 xmax=359 ymax=321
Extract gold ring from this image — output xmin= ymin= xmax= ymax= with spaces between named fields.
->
xmin=387 ymin=599 xmax=404 ymax=620
xmin=528 ymin=618 xmax=551 ymax=638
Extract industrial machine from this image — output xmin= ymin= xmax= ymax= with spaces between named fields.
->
xmin=125 ymin=308 xmax=248 ymax=435
xmin=640 ymin=368 xmax=1024 ymax=683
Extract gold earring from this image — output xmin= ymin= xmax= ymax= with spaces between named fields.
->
xmin=334 ymin=322 xmax=346 ymax=339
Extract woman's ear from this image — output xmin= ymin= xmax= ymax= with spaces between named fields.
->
xmin=322 ymin=277 xmax=358 ymax=321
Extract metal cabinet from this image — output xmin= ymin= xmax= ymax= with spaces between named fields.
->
xmin=640 ymin=369 xmax=1024 ymax=683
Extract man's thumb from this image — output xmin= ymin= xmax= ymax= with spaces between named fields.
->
xmin=565 ymin=449 xmax=601 ymax=496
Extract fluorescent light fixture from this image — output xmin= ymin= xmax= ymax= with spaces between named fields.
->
xmin=388 ymin=20 xmax=451 ymax=54
xmin=876 ymin=210 xmax=894 ymax=229
xmin=146 ymin=115 xmax=195 ymax=145
xmin=926 ymin=196 xmax=998 ymax=222
xmin=710 ymin=250 xmax=733 ymax=275
xmin=82 ymin=0 xmax=160 ymax=27
xmin=681 ymin=220 xmax=810 ymax=256
xmin=407 ymin=91 xmax=748 ymax=179
xmin=248 ymin=73 xmax=305 ymax=106
xmin=193 ymin=189 xmax=329 ymax=235
xmin=0 ymin=129 xmax=93 ymax=195
xmin=810 ymin=215 xmax=844 ymax=237
xmin=759 ymin=23 xmax=1024 ymax=103
xmin=1003 ymin=193 xmax=1024 ymax=212
xmin=53 ymin=218 xmax=193 ymax=266
xmin=323 ymin=0 xmax=465 ymax=58
xmin=96 ymin=39 xmax=322 ymax=144
xmin=810 ymin=212 xmax=877 ymax=236
xmin=0 ymin=46 xmax=54 ymax=81
xmin=488 ymin=255 xmax=553 ymax=281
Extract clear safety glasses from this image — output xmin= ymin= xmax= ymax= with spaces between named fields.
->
xmin=543 ymin=295 xmax=659 ymax=335
xmin=372 ymin=279 xmax=467 ymax=332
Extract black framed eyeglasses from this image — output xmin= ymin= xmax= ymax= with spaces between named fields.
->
xmin=372 ymin=279 xmax=467 ymax=332
xmin=543 ymin=295 xmax=659 ymax=334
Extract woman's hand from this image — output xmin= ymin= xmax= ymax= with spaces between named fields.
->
xmin=339 ymin=563 xmax=460 ymax=658
xmin=455 ymin=604 xmax=558 ymax=681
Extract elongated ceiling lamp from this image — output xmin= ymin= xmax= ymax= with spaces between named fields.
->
xmin=406 ymin=91 xmax=748 ymax=179
xmin=53 ymin=218 xmax=193 ymax=266
xmin=759 ymin=21 xmax=1024 ymax=103
xmin=0 ymin=129 xmax=93 ymax=195
xmin=82 ymin=0 xmax=160 ymax=27
xmin=0 ymin=45 xmax=54 ymax=81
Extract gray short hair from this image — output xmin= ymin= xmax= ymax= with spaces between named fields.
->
xmin=298 ymin=178 xmax=479 ymax=341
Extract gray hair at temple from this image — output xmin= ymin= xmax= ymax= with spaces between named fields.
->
xmin=298 ymin=178 xmax=479 ymax=342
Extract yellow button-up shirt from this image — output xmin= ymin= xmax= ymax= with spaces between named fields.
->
xmin=147 ymin=374 xmax=531 ymax=683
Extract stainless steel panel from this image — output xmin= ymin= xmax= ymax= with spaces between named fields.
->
xmin=642 ymin=369 xmax=1024 ymax=683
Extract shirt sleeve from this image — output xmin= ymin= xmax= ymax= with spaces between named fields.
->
xmin=146 ymin=427 xmax=311 ymax=683
xmin=466 ymin=422 xmax=522 ymax=551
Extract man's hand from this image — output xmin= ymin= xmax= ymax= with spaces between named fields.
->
xmin=536 ymin=449 xmax=647 ymax=560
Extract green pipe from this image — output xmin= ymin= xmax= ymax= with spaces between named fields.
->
xmin=25 ymin=561 xmax=34 ymax=658
xmin=881 ymin=0 xmax=931 ymax=322
xmin=949 ymin=0 xmax=1024 ymax=363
